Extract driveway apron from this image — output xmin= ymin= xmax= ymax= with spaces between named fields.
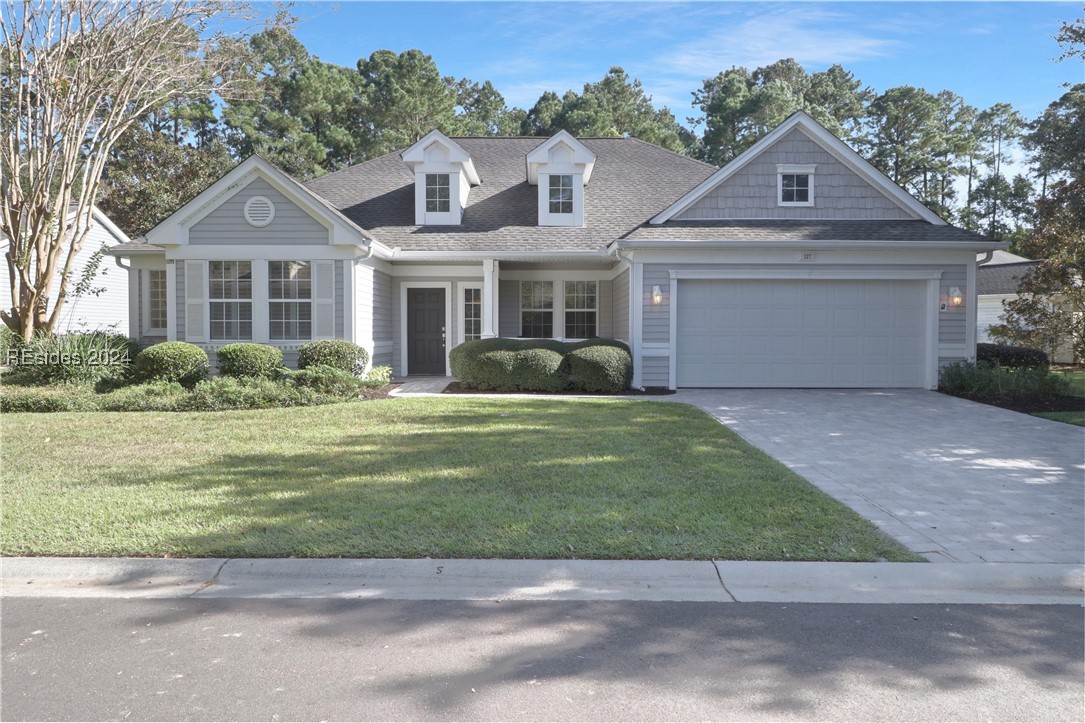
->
xmin=674 ymin=389 xmax=1085 ymax=564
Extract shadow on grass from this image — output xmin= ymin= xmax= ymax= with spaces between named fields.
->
xmin=8 ymin=398 xmax=918 ymax=561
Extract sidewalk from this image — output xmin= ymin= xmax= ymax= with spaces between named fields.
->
xmin=3 ymin=557 xmax=1082 ymax=605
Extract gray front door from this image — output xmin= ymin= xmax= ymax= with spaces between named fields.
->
xmin=407 ymin=288 xmax=446 ymax=375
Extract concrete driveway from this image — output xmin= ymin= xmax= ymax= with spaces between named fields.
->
xmin=674 ymin=389 xmax=1085 ymax=564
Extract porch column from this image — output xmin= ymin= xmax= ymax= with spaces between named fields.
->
xmin=482 ymin=259 xmax=499 ymax=338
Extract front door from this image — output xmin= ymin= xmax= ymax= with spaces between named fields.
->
xmin=407 ymin=288 xmax=446 ymax=375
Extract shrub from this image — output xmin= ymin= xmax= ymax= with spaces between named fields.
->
xmin=216 ymin=343 xmax=283 ymax=379
xmin=360 ymin=365 xmax=394 ymax=388
xmin=134 ymin=342 xmax=209 ymax=386
xmin=11 ymin=332 xmax=135 ymax=386
xmin=0 ymin=385 xmax=99 ymax=413
xmin=97 ymin=381 xmax=188 ymax=412
xmin=567 ymin=344 xmax=633 ymax=393
xmin=450 ymin=338 xmax=570 ymax=392
xmin=975 ymin=343 xmax=1049 ymax=370
xmin=0 ymin=325 xmax=20 ymax=364
xmin=179 ymin=377 xmax=326 ymax=411
xmin=297 ymin=340 xmax=369 ymax=376
xmin=939 ymin=360 xmax=1069 ymax=401
xmin=288 ymin=364 xmax=369 ymax=397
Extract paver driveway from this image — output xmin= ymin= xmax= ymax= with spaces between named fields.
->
xmin=675 ymin=389 xmax=1085 ymax=564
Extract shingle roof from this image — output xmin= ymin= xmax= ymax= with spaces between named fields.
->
xmin=978 ymin=261 xmax=1039 ymax=294
xmin=106 ymin=241 xmax=164 ymax=254
xmin=623 ymin=219 xmax=994 ymax=243
xmin=305 ymin=137 xmax=717 ymax=253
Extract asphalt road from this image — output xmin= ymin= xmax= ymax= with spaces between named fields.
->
xmin=2 ymin=599 xmax=1082 ymax=721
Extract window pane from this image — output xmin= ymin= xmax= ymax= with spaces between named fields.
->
xmin=210 ymin=301 xmax=252 ymax=340
xmin=269 ymin=301 xmax=312 ymax=340
xmin=464 ymin=287 xmax=482 ymax=341
xmin=521 ymin=281 xmax=553 ymax=311
xmin=426 ymin=173 xmax=450 ymax=213
xmin=565 ymin=311 xmax=597 ymax=339
xmin=149 ymin=270 xmax=167 ymax=329
xmin=521 ymin=311 xmax=553 ymax=338
xmin=548 ymin=175 xmax=573 ymax=214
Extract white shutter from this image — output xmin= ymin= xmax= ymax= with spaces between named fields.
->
xmin=184 ymin=260 xmax=207 ymax=342
xmin=312 ymin=260 xmax=336 ymax=340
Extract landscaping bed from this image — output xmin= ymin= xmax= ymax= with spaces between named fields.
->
xmin=1 ymin=397 xmax=921 ymax=562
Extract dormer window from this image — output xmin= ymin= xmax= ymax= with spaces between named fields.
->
xmin=401 ymin=130 xmax=480 ymax=226
xmin=527 ymin=131 xmax=596 ymax=228
xmin=426 ymin=173 xmax=450 ymax=213
xmin=549 ymin=175 xmax=573 ymax=214
xmin=777 ymin=164 xmax=816 ymax=207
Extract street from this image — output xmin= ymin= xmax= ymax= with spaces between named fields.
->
xmin=3 ymin=598 xmax=1082 ymax=721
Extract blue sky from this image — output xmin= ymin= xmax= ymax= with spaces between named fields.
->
xmin=283 ymin=1 xmax=1083 ymax=124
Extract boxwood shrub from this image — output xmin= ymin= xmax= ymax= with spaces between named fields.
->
xmin=133 ymin=342 xmax=209 ymax=386
xmin=216 ymin=343 xmax=283 ymax=379
xmin=975 ymin=342 xmax=1050 ymax=369
xmin=567 ymin=343 xmax=633 ymax=393
xmin=450 ymin=338 xmax=632 ymax=393
xmin=297 ymin=340 xmax=369 ymax=376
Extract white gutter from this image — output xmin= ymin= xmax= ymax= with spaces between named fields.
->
xmin=616 ymin=239 xmax=1009 ymax=251
xmin=387 ymin=248 xmax=612 ymax=262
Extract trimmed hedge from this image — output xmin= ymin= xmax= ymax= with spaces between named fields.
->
xmin=216 ymin=343 xmax=283 ymax=379
xmin=297 ymin=340 xmax=369 ymax=376
xmin=450 ymin=338 xmax=632 ymax=393
xmin=567 ymin=344 xmax=634 ymax=393
xmin=133 ymin=342 xmax=209 ymax=386
xmin=0 ymin=385 xmax=99 ymax=413
xmin=976 ymin=343 xmax=1050 ymax=369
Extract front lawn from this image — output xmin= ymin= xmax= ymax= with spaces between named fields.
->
xmin=1 ymin=398 xmax=920 ymax=561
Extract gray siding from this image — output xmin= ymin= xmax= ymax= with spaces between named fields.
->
xmin=612 ymin=268 xmax=630 ymax=341
xmin=641 ymin=357 xmax=669 ymax=387
xmin=498 ymin=280 xmax=519 ymax=337
xmin=597 ymin=279 xmax=613 ymax=338
xmin=175 ymin=262 xmax=185 ymax=341
xmin=677 ymin=128 xmax=916 ymax=221
xmin=642 ymin=266 xmax=671 ymax=344
xmin=189 ymin=177 xmax=329 ymax=245
xmin=938 ymin=265 xmax=967 ymax=345
xmin=334 ymin=260 xmax=344 ymax=340
xmin=372 ymin=270 xmax=393 ymax=366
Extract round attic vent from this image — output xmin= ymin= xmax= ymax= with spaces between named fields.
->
xmin=243 ymin=195 xmax=275 ymax=227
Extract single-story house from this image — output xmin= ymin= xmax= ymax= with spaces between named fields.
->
xmin=2 ymin=206 xmax=131 ymax=335
xmin=977 ymin=252 xmax=1075 ymax=363
xmin=109 ymin=111 xmax=1003 ymax=389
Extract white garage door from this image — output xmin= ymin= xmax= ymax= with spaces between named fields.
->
xmin=676 ymin=279 xmax=928 ymax=388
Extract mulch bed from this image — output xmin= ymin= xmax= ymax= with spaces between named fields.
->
xmin=441 ymin=381 xmax=674 ymax=396
xmin=361 ymin=384 xmax=398 ymax=400
xmin=943 ymin=392 xmax=1084 ymax=415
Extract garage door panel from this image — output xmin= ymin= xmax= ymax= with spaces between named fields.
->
xmin=677 ymin=279 xmax=927 ymax=388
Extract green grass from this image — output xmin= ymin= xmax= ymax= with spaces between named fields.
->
xmin=1032 ymin=411 xmax=1085 ymax=427
xmin=0 ymin=398 xmax=921 ymax=562
xmin=1054 ymin=369 xmax=1085 ymax=397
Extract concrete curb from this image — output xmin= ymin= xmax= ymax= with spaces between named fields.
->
xmin=2 ymin=557 xmax=1082 ymax=604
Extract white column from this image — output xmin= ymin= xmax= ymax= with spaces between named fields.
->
xmin=165 ymin=260 xmax=177 ymax=342
xmin=482 ymin=259 xmax=499 ymax=338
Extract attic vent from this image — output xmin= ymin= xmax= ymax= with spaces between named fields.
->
xmin=243 ymin=195 xmax=275 ymax=227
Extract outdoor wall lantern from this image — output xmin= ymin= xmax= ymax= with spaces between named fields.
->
xmin=651 ymin=285 xmax=664 ymax=305
xmin=948 ymin=286 xmax=964 ymax=306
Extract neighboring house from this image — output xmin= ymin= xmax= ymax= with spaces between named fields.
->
xmin=2 ymin=206 xmax=131 ymax=334
xmin=977 ymin=253 xmax=1075 ymax=363
xmin=109 ymin=111 xmax=1002 ymax=389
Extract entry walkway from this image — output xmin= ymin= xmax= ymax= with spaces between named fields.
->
xmin=675 ymin=389 xmax=1085 ymax=564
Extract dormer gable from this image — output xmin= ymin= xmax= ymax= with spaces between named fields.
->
xmin=401 ymin=130 xmax=480 ymax=226
xmin=526 ymin=131 xmax=596 ymax=227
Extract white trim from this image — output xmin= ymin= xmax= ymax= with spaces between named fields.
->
xmin=776 ymin=168 xmax=815 ymax=208
xmin=668 ymin=269 xmax=944 ymax=281
xmin=141 ymin=268 xmax=168 ymax=337
xmin=965 ymin=255 xmax=978 ymax=358
xmin=168 ymin=245 xmax=358 ymax=261
xmin=630 ymin=262 xmax=644 ymax=389
xmin=387 ymin=264 xmax=484 ymax=278
xmin=90 ymin=206 xmax=133 ymax=245
xmin=388 ymin=249 xmax=612 ymax=262
xmin=499 ymin=269 xmax=619 ymax=282
xmin=165 ymin=261 xmax=177 ymax=341
xmin=526 ymin=130 xmax=596 ymax=185
xmin=344 ymin=259 xmax=356 ymax=345
xmin=926 ymin=280 xmax=941 ymax=389
xmin=399 ymin=281 xmax=453 ymax=377
xmin=618 ymin=239 xmax=1005 ymax=252
xmin=641 ymin=343 xmax=670 ymax=357
xmin=482 ymin=259 xmax=498 ymax=339
xmin=650 ymin=111 xmax=946 ymax=225
xmin=668 ymin=279 xmax=678 ymax=391
xmin=456 ymin=281 xmax=483 ymax=346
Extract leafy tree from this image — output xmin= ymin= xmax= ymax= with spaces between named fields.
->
xmin=355 ymin=49 xmax=460 ymax=156
xmin=454 ymin=79 xmax=521 ymax=136
xmin=222 ymin=28 xmax=363 ymax=178
xmin=1023 ymin=84 xmax=1085 ymax=197
xmin=0 ymin=0 xmax=254 ymax=341
xmin=98 ymin=128 xmax=236 ymax=238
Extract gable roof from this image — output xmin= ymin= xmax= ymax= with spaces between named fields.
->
xmin=144 ymin=155 xmax=375 ymax=249
xmin=978 ymin=260 xmax=1040 ymax=294
xmin=650 ymin=111 xmax=946 ymax=226
xmin=305 ymin=136 xmax=717 ymax=254
xmin=982 ymin=249 xmax=1031 ymax=265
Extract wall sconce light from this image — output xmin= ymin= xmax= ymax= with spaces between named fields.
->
xmin=948 ymin=286 xmax=963 ymax=306
xmin=651 ymin=285 xmax=663 ymax=305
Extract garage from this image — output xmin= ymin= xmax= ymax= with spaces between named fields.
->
xmin=676 ymin=278 xmax=930 ymax=388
